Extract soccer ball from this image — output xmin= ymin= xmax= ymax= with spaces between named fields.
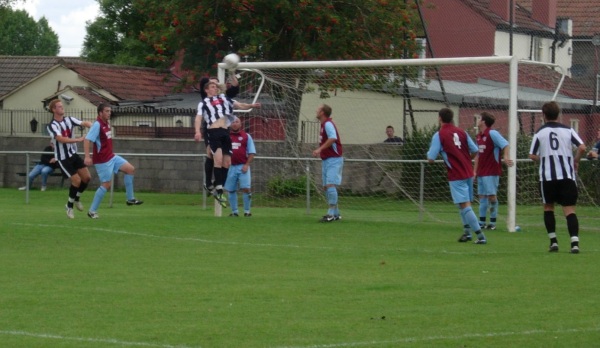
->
xmin=223 ymin=53 xmax=240 ymax=70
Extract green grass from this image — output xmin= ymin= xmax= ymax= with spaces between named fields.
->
xmin=1 ymin=188 xmax=599 ymax=347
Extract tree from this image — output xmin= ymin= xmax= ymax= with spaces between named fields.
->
xmin=82 ymin=0 xmax=423 ymax=149
xmin=137 ymin=0 xmax=422 ymax=74
xmin=0 ymin=7 xmax=59 ymax=56
xmin=0 ymin=0 xmax=23 ymax=8
xmin=82 ymin=0 xmax=156 ymax=66
xmin=135 ymin=0 xmax=423 ymax=147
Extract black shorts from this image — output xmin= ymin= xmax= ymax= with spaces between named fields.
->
xmin=207 ymin=127 xmax=232 ymax=156
xmin=201 ymin=121 xmax=209 ymax=146
xmin=202 ymin=128 xmax=209 ymax=146
xmin=57 ymin=153 xmax=86 ymax=178
xmin=540 ymin=179 xmax=578 ymax=206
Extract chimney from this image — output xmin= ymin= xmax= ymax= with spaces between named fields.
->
xmin=489 ymin=0 xmax=515 ymax=23
xmin=531 ymin=0 xmax=557 ymax=28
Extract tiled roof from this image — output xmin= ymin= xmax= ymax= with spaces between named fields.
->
xmin=518 ymin=0 xmax=600 ymax=37
xmin=0 ymin=56 xmax=81 ymax=99
xmin=0 ymin=56 xmax=190 ymax=102
xmin=70 ymin=86 xmax=112 ymax=105
xmin=64 ymin=61 xmax=186 ymax=101
xmin=424 ymin=1 xmax=598 ymax=38
xmin=458 ymin=0 xmax=553 ymax=33
xmin=438 ymin=63 xmax=593 ymax=101
xmin=513 ymin=3 xmax=553 ymax=32
xmin=519 ymin=64 xmax=593 ymax=100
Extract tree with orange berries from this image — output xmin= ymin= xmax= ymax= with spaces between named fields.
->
xmin=139 ymin=0 xmax=423 ymax=139
xmin=137 ymin=0 xmax=423 ymax=75
xmin=85 ymin=0 xmax=424 ymax=144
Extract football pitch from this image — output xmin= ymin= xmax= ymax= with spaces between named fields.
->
xmin=1 ymin=188 xmax=599 ymax=347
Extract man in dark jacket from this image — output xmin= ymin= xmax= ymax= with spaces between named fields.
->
xmin=19 ymin=141 xmax=59 ymax=191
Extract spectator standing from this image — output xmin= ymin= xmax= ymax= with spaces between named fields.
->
xmin=84 ymin=103 xmax=143 ymax=219
xmin=312 ymin=104 xmax=344 ymax=222
xmin=427 ymin=108 xmax=487 ymax=244
xmin=224 ymin=117 xmax=255 ymax=217
xmin=46 ymin=99 xmax=92 ymax=219
xmin=18 ymin=141 xmax=59 ymax=191
xmin=473 ymin=112 xmax=514 ymax=230
xmin=529 ymin=101 xmax=587 ymax=253
xmin=383 ymin=125 xmax=404 ymax=144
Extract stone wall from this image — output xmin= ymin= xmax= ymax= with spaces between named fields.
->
xmin=1 ymin=136 xmax=406 ymax=194
xmin=2 ymin=137 xmax=208 ymax=192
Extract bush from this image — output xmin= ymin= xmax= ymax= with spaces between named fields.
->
xmin=399 ymin=125 xmax=449 ymax=201
xmin=267 ymin=175 xmax=313 ymax=197
xmin=578 ymin=160 xmax=600 ymax=205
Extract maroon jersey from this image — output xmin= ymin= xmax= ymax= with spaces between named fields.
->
xmin=319 ymin=119 xmax=343 ymax=160
xmin=91 ymin=116 xmax=115 ymax=164
xmin=438 ymin=123 xmax=475 ymax=181
xmin=476 ymin=128 xmax=502 ymax=177
xmin=230 ymin=129 xmax=252 ymax=165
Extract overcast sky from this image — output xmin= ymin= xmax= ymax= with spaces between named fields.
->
xmin=14 ymin=0 xmax=100 ymax=56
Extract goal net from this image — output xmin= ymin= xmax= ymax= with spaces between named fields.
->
xmin=218 ymin=57 xmax=599 ymax=231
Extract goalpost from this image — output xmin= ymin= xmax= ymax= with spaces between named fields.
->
xmin=216 ymin=56 xmax=595 ymax=231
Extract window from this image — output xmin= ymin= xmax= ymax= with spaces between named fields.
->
xmin=570 ymin=118 xmax=579 ymax=133
xmin=473 ymin=114 xmax=481 ymax=132
xmin=415 ymin=38 xmax=427 ymax=59
xmin=532 ymin=37 xmax=543 ymax=61
xmin=416 ymin=38 xmax=427 ymax=80
xmin=557 ymin=19 xmax=570 ymax=35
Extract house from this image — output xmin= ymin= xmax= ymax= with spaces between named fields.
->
xmin=421 ymin=0 xmax=569 ymax=69
xmin=515 ymin=0 xmax=600 ymax=96
xmin=0 ymin=56 xmax=202 ymax=138
xmin=0 ymin=56 xmax=289 ymax=141
xmin=555 ymin=0 xmax=600 ymax=104
xmin=0 ymin=56 xmax=184 ymax=111
xmin=419 ymin=0 xmax=600 ymax=143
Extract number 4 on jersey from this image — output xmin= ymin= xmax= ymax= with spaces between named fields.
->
xmin=453 ymin=133 xmax=462 ymax=149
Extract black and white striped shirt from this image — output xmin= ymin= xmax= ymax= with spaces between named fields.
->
xmin=197 ymin=94 xmax=235 ymax=127
xmin=529 ymin=122 xmax=584 ymax=182
xmin=47 ymin=116 xmax=83 ymax=161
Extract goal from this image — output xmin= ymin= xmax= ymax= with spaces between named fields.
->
xmin=217 ymin=57 xmax=599 ymax=231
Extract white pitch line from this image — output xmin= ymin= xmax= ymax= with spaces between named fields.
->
xmin=0 ymin=330 xmax=199 ymax=348
xmin=12 ymin=223 xmax=334 ymax=250
xmin=273 ymin=326 xmax=600 ymax=348
xmin=2 ymin=326 xmax=599 ymax=348
xmin=11 ymin=223 xmax=600 ymax=254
